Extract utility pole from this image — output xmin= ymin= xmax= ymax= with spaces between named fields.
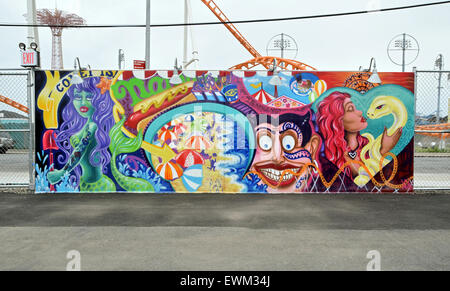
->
xmin=402 ymin=33 xmax=406 ymax=72
xmin=26 ymin=0 xmax=39 ymax=50
xmin=280 ymin=33 xmax=285 ymax=68
xmin=145 ymin=0 xmax=151 ymax=69
xmin=118 ymin=49 xmax=125 ymax=69
xmin=183 ymin=0 xmax=188 ymax=68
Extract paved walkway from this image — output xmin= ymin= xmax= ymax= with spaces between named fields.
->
xmin=0 ymin=193 xmax=449 ymax=270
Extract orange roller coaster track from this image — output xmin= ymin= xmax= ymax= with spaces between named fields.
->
xmin=200 ymin=0 xmax=316 ymax=71
xmin=0 ymin=94 xmax=29 ymax=114
xmin=230 ymin=56 xmax=316 ymax=71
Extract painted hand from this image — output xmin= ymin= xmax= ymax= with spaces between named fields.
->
xmin=380 ymin=127 xmax=402 ymax=156
xmin=47 ymin=169 xmax=65 ymax=185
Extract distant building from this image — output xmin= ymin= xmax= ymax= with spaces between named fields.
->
xmin=0 ymin=110 xmax=27 ymax=119
xmin=416 ymin=113 xmax=448 ymax=125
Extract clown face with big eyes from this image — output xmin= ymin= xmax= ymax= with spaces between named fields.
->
xmin=249 ymin=112 xmax=321 ymax=193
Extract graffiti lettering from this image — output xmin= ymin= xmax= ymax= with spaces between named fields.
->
xmin=111 ymin=78 xmax=151 ymax=106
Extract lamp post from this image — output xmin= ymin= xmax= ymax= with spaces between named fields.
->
xmin=170 ymin=58 xmax=183 ymax=85
xmin=360 ymin=57 xmax=381 ymax=84
xmin=367 ymin=58 xmax=381 ymax=84
xmin=268 ymin=59 xmax=283 ymax=99
xmin=269 ymin=59 xmax=282 ymax=84
xmin=72 ymin=57 xmax=85 ymax=84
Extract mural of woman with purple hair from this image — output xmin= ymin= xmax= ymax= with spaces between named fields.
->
xmin=47 ymin=76 xmax=117 ymax=191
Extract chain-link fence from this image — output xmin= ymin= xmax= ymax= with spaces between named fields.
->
xmin=415 ymin=70 xmax=450 ymax=189
xmin=0 ymin=70 xmax=32 ymax=188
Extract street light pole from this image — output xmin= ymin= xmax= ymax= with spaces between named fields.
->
xmin=26 ymin=0 xmax=39 ymax=51
xmin=183 ymin=0 xmax=188 ymax=68
xmin=145 ymin=0 xmax=151 ymax=69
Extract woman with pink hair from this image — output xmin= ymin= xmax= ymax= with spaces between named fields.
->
xmin=317 ymin=91 xmax=401 ymax=180
xmin=317 ymin=91 xmax=368 ymax=178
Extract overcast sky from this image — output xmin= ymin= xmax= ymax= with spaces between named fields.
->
xmin=0 ymin=0 xmax=449 ymax=71
xmin=0 ymin=0 xmax=449 ymax=115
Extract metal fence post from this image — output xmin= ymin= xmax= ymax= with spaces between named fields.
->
xmin=413 ymin=67 xmax=417 ymax=191
xmin=414 ymin=67 xmax=417 ymax=123
xmin=27 ymin=68 xmax=35 ymax=191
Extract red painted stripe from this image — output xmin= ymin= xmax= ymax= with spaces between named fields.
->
xmin=196 ymin=71 xmax=208 ymax=77
xmin=122 ymin=71 xmax=133 ymax=80
xmin=244 ymin=71 xmax=256 ymax=77
xmin=145 ymin=70 xmax=156 ymax=78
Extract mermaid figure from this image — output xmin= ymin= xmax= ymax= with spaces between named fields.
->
xmin=47 ymin=76 xmax=154 ymax=192
xmin=108 ymin=116 xmax=155 ymax=192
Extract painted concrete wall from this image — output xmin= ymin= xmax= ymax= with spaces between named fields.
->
xmin=35 ymin=70 xmax=414 ymax=193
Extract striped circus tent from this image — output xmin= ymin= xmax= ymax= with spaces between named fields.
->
xmin=158 ymin=128 xmax=177 ymax=142
xmin=156 ymin=161 xmax=183 ymax=180
xmin=251 ymin=89 xmax=274 ymax=104
xmin=185 ymin=135 xmax=211 ymax=150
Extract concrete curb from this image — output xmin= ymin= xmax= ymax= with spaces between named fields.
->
xmin=1 ymin=188 xmax=449 ymax=195
xmin=415 ymin=153 xmax=450 ymax=157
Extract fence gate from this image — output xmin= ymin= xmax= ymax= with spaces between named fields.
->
xmin=0 ymin=70 xmax=33 ymax=188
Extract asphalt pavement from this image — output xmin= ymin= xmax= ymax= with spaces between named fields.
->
xmin=1 ymin=152 xmax=449 ymax=270
xmin=0 ymin=193 xmax=449 ymax=270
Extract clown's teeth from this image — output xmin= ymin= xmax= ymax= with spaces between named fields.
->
xmin=282 ymin=173 xmax=293 ymax=181
xmin=260 ymin=168 xmax=296 ymax=182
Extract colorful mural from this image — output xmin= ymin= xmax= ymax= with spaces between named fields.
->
xmin=35 ymin=70 xmax=414 ymax=193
